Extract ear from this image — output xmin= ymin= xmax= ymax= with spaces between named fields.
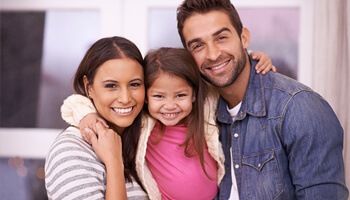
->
xmin=241 ymin=27 xmax=250 ymax=49
xmin=83 ymin=75 xmax=92 ymax=98
xmin=192 ymin=95 xmax=196 ymax=103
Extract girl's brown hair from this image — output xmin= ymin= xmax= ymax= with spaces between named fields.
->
xmin=144 ymin=47 xmax=211 ymax=178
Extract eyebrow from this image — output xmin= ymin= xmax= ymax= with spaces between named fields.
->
xmin=101 ymin=80 xmax=118 ymax=85
xmin=101 ymin=77 xmax=143 ymax=83
xmin=186 ymin=27 xmax=232 ymax=48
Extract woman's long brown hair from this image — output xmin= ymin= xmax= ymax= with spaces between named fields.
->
xmin=73 ymin=36 xmax=145 ymax=188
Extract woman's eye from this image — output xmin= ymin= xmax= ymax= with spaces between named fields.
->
xmin=105 ymin=84 xmax=117 ymax=88
xmin=130 ymin=82 xmax=142 ymax=87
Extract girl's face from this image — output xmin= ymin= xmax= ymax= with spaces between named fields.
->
xmin=86 ymin=58 xmax=145 ymax=134
xmin=146 ymin=72 xmax=195 ymax=126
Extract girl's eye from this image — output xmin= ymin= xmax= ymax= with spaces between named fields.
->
xmin=176 ymin=93 xmax=187 ymax=98
xmin=152 ymin=94 xmax=163 ymax=99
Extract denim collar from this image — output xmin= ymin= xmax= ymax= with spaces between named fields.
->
xmin=217 ymin=55 xmax=267 ymax=124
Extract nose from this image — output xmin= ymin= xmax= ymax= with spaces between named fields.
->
xmin=163 ymin=98 xmax=177 ymax=110
xmin=206 ymin=43 xmax=221 ymax=61
xmin=117 ymin=87 xmax=131 ymax=104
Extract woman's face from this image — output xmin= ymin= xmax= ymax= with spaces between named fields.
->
xmin=86 ymin=58 xmax=145 ymax=133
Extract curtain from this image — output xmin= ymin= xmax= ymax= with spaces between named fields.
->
xmin=312 ymin=0 xmax=350 ymax=190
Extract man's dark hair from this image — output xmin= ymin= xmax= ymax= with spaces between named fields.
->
xmin=177 ymin=0 xmax=243 ymax=48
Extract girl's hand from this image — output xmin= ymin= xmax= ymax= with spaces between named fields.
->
xmin=79 ymin=113 xmax=109 ymax=143
xmin=86 ymin=122 xmax=123 ymax=166
xmin=87 ymin=122 xmax=126 ymax=200
xmin=251 ymin=51 xmax=276 ymax=74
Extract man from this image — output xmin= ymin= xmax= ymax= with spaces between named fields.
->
xmin=177 ymin=0 xmax=349 ymax=199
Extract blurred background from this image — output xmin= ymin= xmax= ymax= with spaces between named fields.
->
xmin=0 ymin=0 xmax=349 ymax=199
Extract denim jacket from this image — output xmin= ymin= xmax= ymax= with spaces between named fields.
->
xmin=217 ymin=56 xmax=348 ymax=200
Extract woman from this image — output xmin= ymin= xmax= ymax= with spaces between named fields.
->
xmin=45 ymin=36 xmax=148 ymax=199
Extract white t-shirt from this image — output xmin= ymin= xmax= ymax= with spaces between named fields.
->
xmin=227 ymin=102 xmax=242 ymax=200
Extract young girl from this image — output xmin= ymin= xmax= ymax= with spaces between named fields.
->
xmin=61 ymin=48 xmax=275 ymax=199
xmin=140 ymin=48 xmax=221 ymax=199
xmin=45 ymin=36 xmax=148 ymax=200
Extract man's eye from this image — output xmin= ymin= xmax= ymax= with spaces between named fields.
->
xmin=194 ymin=44 xmax=201 ymax=49
xmin=190 ymin=43 xmax=203 ymax=52
xmin=218 ymin=36 xmax=227 ymax=41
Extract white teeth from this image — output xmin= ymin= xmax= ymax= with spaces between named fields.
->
xmin=113 ymin=107 xmax=133 ymax=114
xmin=162 ymin=113 xmax=178 ymax=117
xmin=211 ymin=62 xmax=226 ymax=70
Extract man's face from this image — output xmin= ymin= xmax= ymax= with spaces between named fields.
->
xmin=182 ymin=10 xmax=250 ymax=88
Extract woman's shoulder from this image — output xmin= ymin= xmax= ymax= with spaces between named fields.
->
xmin=49 ymin=127 xmax=90 ymax=152
xmin=45 ymin=127 xmax=106 ymax=200
xmin=45 ymin=127 xmax=102 ymax=172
